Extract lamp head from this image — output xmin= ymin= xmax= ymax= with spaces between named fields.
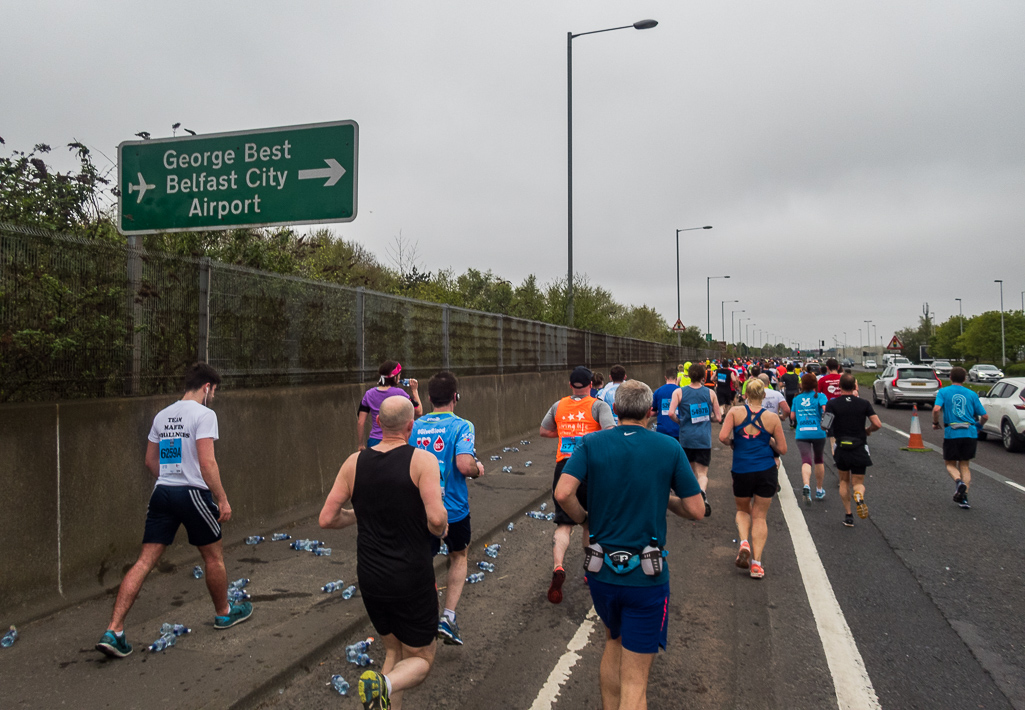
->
xmin=702 ymin=225 xmax=712 ymax=229
xmin=633 ymin=19 xmax=658 ymax=29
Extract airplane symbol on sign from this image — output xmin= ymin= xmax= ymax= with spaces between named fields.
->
xmin=128 ymin=172 xmax=155 ymax=203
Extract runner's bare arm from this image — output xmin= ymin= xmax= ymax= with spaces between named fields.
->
xmin=456 ymin=453 xmax=483 ymax=478
xmin=356 ymin=411 xmax=368 ymax=451
xmin=778 ymin=400 xmax=791 ymax=420
xmin=319 ymin=452 xmax=359 ymax=529
xmin=196 ymin=438 xmax=231 ymax=522
xmin=766 ymin=413 xmax=788 ymax=456
xmin=712 ymin=394 xmax=723 ymax=423
xmin=668 ymin=493 xmax=705 ymax=520
xmin=413 ymin=450 xmax=448 ymax=537
xmin=409 ymin=378 xmax=423 ymax=418
xmin=554 ymin=474 xmax=587 ymax=524
xmin=866 ymin=414 xmax=882 ymax=436
xmin=539 ymin=425 xmax=558 ymax=438
xmin=718 ymin=409 xmax=735 ymax=445
xmin=145 ymin=441 xmax=159 ymax=478
xmin=668 ymin=389 xmax=682 ymax=423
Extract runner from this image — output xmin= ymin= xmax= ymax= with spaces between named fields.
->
xmin=677 ymin=361 xmax=692 ymax=388
xmin=539 ymin=366 xmax=615 ymax=603
xmin=780 ymin=364 xmax=802 ymax=426
xmin=757 ymin=373 xmax=790 ymax=420
xmin=825 ymin=374 xmax=883 ymax=527
xmin=791 ymin=372 xmax=829 ymax=506
xmin=319 ymin=396 xmax=448 ymax=710
xmin=715 ymin=359 xmax=740 ymax=416
xmin=653 ymin=368 xmax=682 ymax=439
xmin=409 ymin=371 xmax=484 ymax=645
xmin=358 ymin=360 xmax=422 ymax=450
xmin=669 ymin=362 xmax=722 ymax=517
xmin=718 ymin=378 xmax=787 ymax=579
xmin=554 ymin=380 xmax=705 ymax=710
xmin=96 ymin=363 xmax=251 ymax=659
xmin=932 ymin=367 xmax=988 ymax=509
xmin=599 ymin=364 xmax=627 ymax=424
xmin=590 ymin=372 xmax=605 ymax=399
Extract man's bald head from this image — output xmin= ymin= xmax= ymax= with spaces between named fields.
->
xmin=378 ymin=396 xmax=414 ymax=434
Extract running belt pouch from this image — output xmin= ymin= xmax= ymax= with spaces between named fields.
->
xmin=949 ymin=422 xmax=971 ymax=429
xmin=837 ymin=439 xmax=860 ymax=450
xmin=584 ymin=543 xmax=604 ymax=573
xmin=820 ymin=412 xmax=835 ymax=430
xmin=640 ymin=545 xmax=665 ymax=576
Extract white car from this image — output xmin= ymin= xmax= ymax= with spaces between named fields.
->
xmin=978 ymin=378 xmax=1025 ymax=452
xmin=932 ymin=360 xmax=953 ymax=377
xmin=969 ymin=364 xmax=1004 ymax=382
xmin=864 ymin=359 xmax=877 ymax=369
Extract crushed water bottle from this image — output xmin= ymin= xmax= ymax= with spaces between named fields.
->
xmin=466 ymin=572 xmax=485 ymax=583
xmin=148 ymin=632 xmax=177 ymax=652
xmin=525 ymin=510 xmax=543 ymax=519
xmin=2 ymin=626 xmax=18 ymax=648
xmin=484 ymin=544 xmax=501 ymax=558
xmin=341 ymin=585 xmax=357 ymax=599
xmin=545 ymin=512 xmax=556 ymax=521
xmin=489 ymin=455 xmax=502 ymax=461
xmin=477 ymin=561 xmax=495 ymax=572
xmin=228 ymin=587 xmax=251 ymax=602
xmin=502 ymin=447 xmax=512 ymax=452
xmin=245 ymin=535 xmax=264 ymax=545
xmin=539 ymin=503 xmax=548 ymax=511
xmin=160 ymin=623 xmax=191 ymax=637
xmin=502 ymin=466 xmax=513 ymax=473
xmin=312 ymin=546 xmax=332 ymax=556
xmin=330 ymin=674 xmax=350 ymax=696
xmin=322 ymin=579 xmax=346 ymax=593
xmin=291 ymin=539 xmax=323 ymax=552
xmin=507 ymin=522 xmax=515 ymax=531
xmin=520 ymin=440 xmax=531 ymax=445
xmin=510 ymin=447 xmax=520 ymax=452
xmin=438 ymin=542 xmax=449 ymax=556
xmin=346 ymin=638 xmax=374 ymax=663
xmin=192 ymin=565 xmax=204 ymax=579
xmin=525 ymin=460 xmax=533 ymax=467
xmin=271 ymin=533 xmax=291 ymax=541
xmin=229 ymin=578 xmax=250 ymax=589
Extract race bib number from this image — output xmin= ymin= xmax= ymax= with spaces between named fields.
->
xmin=689 ymin=402 xmax=710 ymax=424
xmin=559 ymin=437 xmax=577 ymax=455
xmin=159 ymin=438 xmax=183 ymax=475
xmin=660 ymin=399 xmax=672 ymax=416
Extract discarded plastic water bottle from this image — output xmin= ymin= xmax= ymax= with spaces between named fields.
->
xmin=502 ymin=466 xmax=513 ymax=473
xmin=292 ymin=539 xmax=323 ymax=552
xmin=489 ymin=455 xmax=502 ymax=461
xmin=477 ymin=561 xmax=495 ymax=572
xmin=401 ymin=379 xmax=410 ymax=386
xmin=341 ymin=585 xmax=357 ymax=600
xmin=245 ymin=535 xmax=264 ymax=545
xmin=484 ymin=544 xmax=501 ymax=558
xmin=313 ymin=546 xmax=332 ymax=556
xmin=438 ymin=542 xmax=449 ymax=556
xmin=331 ymin=674 xmax=350 ymax=696
xmin=271 ymin=533 xmax=291 ymax=541
xmin=345 ymin=638 xmax=374 ymax=662
xmin=228 ymin=587 xmax=251 ymax=602
xmin=539 ymin=503 xmax=548 ymax=511
xmin=192 ymin=565 xmax=204 ymax=579
xmin=160 ymin=623 xmax=191 ymax=637
xmin=507 ymin=523 xmax=514 ymax=531
xmin=525 ymin=510 xmax=541 ymax=519
xmin=503 ymin=447 xmax=512 ymax=452
xmin=148 ymin=632 xmax=177 ymax=652
xmin=511 ymin=447 xmax=520 ymax=452
xmin=545 ymin=513 xmax=555 ymax=522
xmin=1 ymin=626 xmax=18 ymax=648
xmin=525 ymin=460 xmax=533 ymax=467
xmin=229 ymin=578 xmax=250 ymax=589
xmin=322 ymin=580 xmax=346 ymax=593
xmin=354 ymin=653 xmax=373 ymax=667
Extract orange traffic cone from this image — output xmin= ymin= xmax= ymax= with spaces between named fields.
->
xmin=901 ymin=404 xmax=931 ymax=452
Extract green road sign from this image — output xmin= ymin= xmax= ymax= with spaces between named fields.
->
xmin=705 ymin=333 xmax=713 ymax=342
xmin=118 ymin=120 xmax=357 ymax=235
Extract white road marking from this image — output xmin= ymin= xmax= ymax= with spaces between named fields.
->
xmin=529 ymin=606 xmax=598 ymax=710
xmin=1006 ymin=481 xmax=1025 ymax=494
xmin=778 ymin=463 xmax=882 ymax=710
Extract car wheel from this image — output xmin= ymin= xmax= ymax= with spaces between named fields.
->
xmin=1002 ymin=420 xmax=1025 ymax=453
xmin=884 ymin=390 xmax=894 ymax=409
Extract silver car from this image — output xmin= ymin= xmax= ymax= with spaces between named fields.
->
xmin=969 ymin=364 xmax=1004 ymax=382
xmin=873 ymin=365 xmax=941 ymax=408
xmin=932 ymin=360 xmax=953 ymax=377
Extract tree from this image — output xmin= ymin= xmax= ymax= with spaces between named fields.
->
xmin=930 ymin=316 xmax=966 ymax=360
xmin=510 ymin=275 xmax=546 ymax=321
xmin=959 ymin=311 xmax=1025 ymax=364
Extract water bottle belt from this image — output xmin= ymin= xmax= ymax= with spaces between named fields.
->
xmin=602 ymin=548 xmax=668 ymax=575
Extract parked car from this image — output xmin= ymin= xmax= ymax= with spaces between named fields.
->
xmin=978 ymin=378 xmax=1025 ymax=452
xmin=931 ymin=360 xmax=953 ymax=377
xmin=841 ymin=357 xmax=855 ymax=371
xmin=894 ymin=356 xmax=912 ymax=366
xmin=969 ymin=364 xmax=1004 ymax=382
xmin=873 ymin=365 xmax=941 ymax=408
xmin=864 ymin=359 xmax=877 ymax=369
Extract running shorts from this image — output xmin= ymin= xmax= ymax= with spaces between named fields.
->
xmin=731 ymin=466 xmax=779 ymax=499
xmin=552 ymin=458 xmax=587 ymax=526
xmin=361 ymin=586 xmax=439 ymax=648
xmin=143 ymin=484 xmax=222 ymax=547
xmin=587 ymin=578 xmax=670 ymax=654
xmin=432 ymin=514 xmax=471 ymax=555
xmin=943 ymin=438 xmax=977 ymax=462
xmin=717 ymin=390 xmax=735 ymax=407
xmin=683 ymin=448 xmax=711 ymax=467
xmin=797 ymin=439 xmax=826 ymax=466
xmin=833 ymin=443 xmax=872 ymax=475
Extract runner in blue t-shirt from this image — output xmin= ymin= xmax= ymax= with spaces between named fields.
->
xmin=790 ymin=372 xmax=829 ymax=505
xmin=668 ymin=362 xmax=721 ymax=518
xmin=555 ymin=380 xmax=704 ymax=709
xmin=932 ymin=367 xmax=988 ymax=509
xmin=652 ymin=368 xmax=682 ymax=439
xmin=599 ymin=364 xmax=627 ymax=424
xmin=409 ymin=371 xmax=483 ymax=646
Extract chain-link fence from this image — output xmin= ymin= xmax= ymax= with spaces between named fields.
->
xmin=0 ymin=224 xmax=717 ymax=402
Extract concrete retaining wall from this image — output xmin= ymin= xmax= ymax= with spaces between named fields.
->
xmin=0 ymin=363 xmax=666 ymax=620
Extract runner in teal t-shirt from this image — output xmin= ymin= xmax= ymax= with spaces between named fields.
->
xmin=932 ymin=367 xmax=989 ymax=510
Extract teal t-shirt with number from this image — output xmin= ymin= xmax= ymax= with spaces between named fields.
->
xmin=934 ymin=385 xmax=986 ymax=440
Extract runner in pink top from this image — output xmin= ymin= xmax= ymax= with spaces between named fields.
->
xmin=357 ymin=360 xmax=421 ymax=449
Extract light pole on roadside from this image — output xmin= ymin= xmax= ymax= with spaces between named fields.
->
xmin=566 ymin=19 xmax=658 ymax=327
xmin=675 ymin=226 xmax=713 ymax=345
xmin=742 ymin=318 xmax=752 ymax=348
xmin=955 ymin=298 xmax=963 ymax=336
xmin=996 ymin=280 xmax=1006 ymax=366
xmin=732 ymin=309 xmax=745 ymax=344
xmin=707 ymin=275 xmax=730 ymax=344
xmin=843 ymin=331 xmax=847 ymax=359
xmin=721 ymin=299 xmax=738 ymax=344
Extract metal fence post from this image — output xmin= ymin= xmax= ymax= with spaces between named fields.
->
xmin=198 ymin=258 xmax=211 ymax=363
xmin=356 ymin=287 xmax=365 ymax=381
xmin=496 ymin=315 xmax=504 ymax=374
xmin=126 ymin=236 xmax=143 ymax=395
xmin=442 ymin=305 xmax=451 ymax=371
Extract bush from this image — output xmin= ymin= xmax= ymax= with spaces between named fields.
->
xmin=1004 ymin=363 xmax=1025 ymax=377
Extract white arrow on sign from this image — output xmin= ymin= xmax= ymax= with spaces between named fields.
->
xmin=298 ymin=158 xmax=346 ymax=187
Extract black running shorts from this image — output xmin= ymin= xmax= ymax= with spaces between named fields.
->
xmin=552 ymin=458 xmax=587 ymax=526
xmin=732 ymin=466 xmax=778 ymax=499
xmin=432 ymin=514 xmax=471 ymax=555
xmin=943 ymin=437 xmax=977 ymax=462
xmin=717 ymin=390 xmax=734 ymax=407
xmin=361 ymin=586 xmax=439 ymax=648
xmin=683 ymin=447 xmax=711 ymax=467
xmin=833 ymin=442 xmax=872 ymax=475
xmin=143 ymin=484 xmax=222 ymax=547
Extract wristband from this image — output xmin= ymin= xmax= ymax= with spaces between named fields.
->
xmin=411 ymin=400 xmax=420 ymax=408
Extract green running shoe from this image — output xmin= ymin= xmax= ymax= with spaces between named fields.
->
xmin=214 ymin=601 xmax=253 ymax=629
xmin=96 ymin=630 xmax=132 ymax=658
xmin=359 ymin=670 xmax=390 ymax=709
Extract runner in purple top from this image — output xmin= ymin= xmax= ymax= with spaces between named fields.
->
xmin=358 ymin=360 xmax=422 ymax=449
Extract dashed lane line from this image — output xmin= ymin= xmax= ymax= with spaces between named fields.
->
xmin=879 ymin=422 xmax=1025 ymax=496
xmin=529 ymin=607 xmax=598 ymax=710
xmin=778 ymin=462 xmax=882 ymax=710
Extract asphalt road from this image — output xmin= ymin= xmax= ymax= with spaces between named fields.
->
xmin=262 ymin=393 xmax=1025 ymax=710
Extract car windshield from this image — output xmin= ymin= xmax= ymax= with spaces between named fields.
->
xmin=933 ymin=361 xmax=951 ymax=366
xmin=977 ymin=365 xmax=998 ymax=371
xmin=898 ymin=368 xmax=936 ymax=379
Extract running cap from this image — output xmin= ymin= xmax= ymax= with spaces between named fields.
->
xmin=569 ymin=366 xmax=593 ymax=387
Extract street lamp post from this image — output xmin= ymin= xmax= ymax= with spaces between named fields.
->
xmin=843 ymin=331 xmax=847 ymax=359
xmin=996 ymin=280 xmax=1006 ymax=366
xmin=566 ymin=19 xmax=658 ymax=327
xmin=732 ymin=309 xmax=745 ymax=343
xmin=721 ymin=299 xmax=738 ymax=343
xmin=675 ymin=226 xmax=712 ymax=345
xmin=707 ymin=275 xmax=729 ymax=343
xmin=955 ymin=298 xmax=963 ymax=336
xmin=742 ymin=318 xmax=752 ymax=347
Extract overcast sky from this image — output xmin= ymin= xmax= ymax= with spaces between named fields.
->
xmin=4 ymin=0 xmax=1024 ymax=351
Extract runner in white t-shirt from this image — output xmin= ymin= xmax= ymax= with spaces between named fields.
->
xmin=96 ymin=363 xmax=252 ymax=659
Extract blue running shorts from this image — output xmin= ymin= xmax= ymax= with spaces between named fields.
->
xmin=587 ymin=578 xmax=670 ymax=654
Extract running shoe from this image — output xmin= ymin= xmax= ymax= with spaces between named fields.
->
xmin=437 ymin=617 xmax=463 ymax=646
xmin=735 ymin=541 xmax=751 ymax=569
xmin=802 ymin=486 xmax=812 ymax=507
xmin=749 ymin=562 xmax=765 ymax=579
xmin=815 ymin=488 xmax=826 ymax=501
xmin=843 ymin=513 xmax=855 ymax=527
xmin=959 ymin=495 xmax=971 ymax=510
xmin=358 ymin=670 xmax=390 ymax=709
xmin=95 ymin=630 xmax=132 ymax=658
xmin=547 ymin=567 xmax=566 ymax=604
xmin=854 ymin=491 xmax=868 ymax=519
xmin=702 ymin=490 xmax=712 ymax=518
xmin=214 ymin=601 xmax=253 ymax=629
xmin=953 ymin=480 xmax=967 ymax=504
